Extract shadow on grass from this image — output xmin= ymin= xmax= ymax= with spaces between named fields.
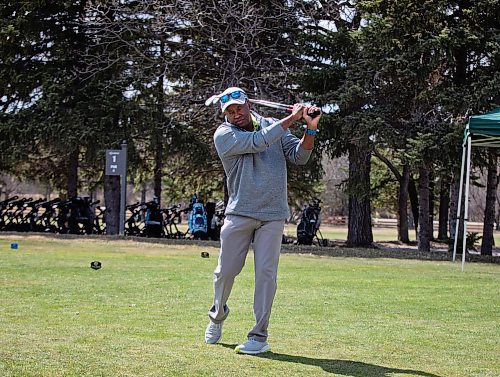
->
xmin=218 ymin=343 xmax=441 ymax=377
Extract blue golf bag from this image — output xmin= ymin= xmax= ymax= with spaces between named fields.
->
xmin=188 ymin=200 xmax=208 ymax=239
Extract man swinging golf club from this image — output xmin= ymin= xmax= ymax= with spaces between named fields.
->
xmin=205 ymin=86 xmax=321 ymax=354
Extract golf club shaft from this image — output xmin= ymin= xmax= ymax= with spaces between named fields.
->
xmin=250 ymin=99 xmax=320 ymax=119
xmin=249 ymin=99 xmax=292 ymax=111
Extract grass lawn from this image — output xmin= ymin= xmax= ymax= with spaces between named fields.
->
xmin=0 ymin=235 xmax=498 ymax=377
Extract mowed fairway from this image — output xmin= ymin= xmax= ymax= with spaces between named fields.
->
xmin=0 ymin=236 xmax=498 ymax=377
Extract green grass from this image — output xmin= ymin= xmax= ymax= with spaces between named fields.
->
xmin=0 ymin=235 xmax=499 ymax=377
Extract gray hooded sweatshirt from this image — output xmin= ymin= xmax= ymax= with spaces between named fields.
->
xmin=213 ymin=112 xmax=312 ymax=221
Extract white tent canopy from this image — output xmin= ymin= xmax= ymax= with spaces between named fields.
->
xmin=453 ymin=108 xmax=500 ymax=271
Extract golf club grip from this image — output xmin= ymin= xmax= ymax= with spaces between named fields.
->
xmin=309 ymin=110 xmax=321 ymax=119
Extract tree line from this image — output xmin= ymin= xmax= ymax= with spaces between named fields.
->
xmin=0 ymin=1 xmax=498 ymax=254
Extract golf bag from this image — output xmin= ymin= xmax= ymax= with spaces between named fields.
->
xmin=67 ymin=197 xmax=97 ymax=234
xmin=144 ymin=198 xmax=163 ymax=238
xmin=205 ymin=200 xmax=225 ymax=241
xmin=188 ymin=196 xmax=207 ymax=239
xmin=296 ymin=198 xmax=327 ymax=246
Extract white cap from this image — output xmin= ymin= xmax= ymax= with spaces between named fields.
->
xmin=219 ymin=87 xmax=248 ymax=112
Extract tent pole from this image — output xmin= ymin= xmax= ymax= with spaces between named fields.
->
xmin=452 ymin=136 xmax=468 ymax=262
xmin=461 ymin=135 xmax=473 ymax=272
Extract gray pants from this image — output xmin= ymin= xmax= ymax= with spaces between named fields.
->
xmin=208 ymin=215 xmax=285 ymax=342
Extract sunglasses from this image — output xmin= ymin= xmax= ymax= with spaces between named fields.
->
xmin=220 ymin=91 xmax=244 ymax=104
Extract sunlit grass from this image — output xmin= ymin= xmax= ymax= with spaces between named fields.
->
xmin=0 ymin=235 xmax=498 ymax=377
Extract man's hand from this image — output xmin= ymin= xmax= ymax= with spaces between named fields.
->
xmin=303 ymin=106 xmax=321 ymax=129
xmin=290 ymin=103 xmax=305 ymax=122
xmin=280 ymin=103 xmax=305 ymax=130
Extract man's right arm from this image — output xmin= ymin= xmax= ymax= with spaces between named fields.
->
xmin=214 ymin=122 xmax=285 ymax=158
xmin=214 ymin=105 xmax=305 ymax=158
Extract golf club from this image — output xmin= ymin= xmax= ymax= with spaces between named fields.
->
xmin=250 ymin=99 xmax=321 ymax=119
xmin=206 ymin=95 xmax=320 ymax=118
xmin=249 ymin=99 xmax=293 ymax=111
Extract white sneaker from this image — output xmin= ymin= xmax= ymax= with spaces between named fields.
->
xmin=235 ymin=339 xmax=270 ymax=354
xmin=205 ymin=321 xmax=223 ymax=344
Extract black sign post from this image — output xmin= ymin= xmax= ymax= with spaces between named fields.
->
xmin=105 ymin=142 xmax=127 ymax=235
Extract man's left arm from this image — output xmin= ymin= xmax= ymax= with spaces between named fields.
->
xmin=300 ymin=106 xmax=321 ymax=150
xmin=282 ymin=106 xmax=321 ymax=165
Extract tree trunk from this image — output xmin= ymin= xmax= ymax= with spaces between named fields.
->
xmin=408 ymin=178 xmax=419 ymax=238
xmin=371 ymin=149 xmax=414 ymax=243
xmin=437 ymin=173 xmax=450 ymax=240
xmin=104 ymin=175 xmax=121 ymax=235
xmin=418 ymin=164 xmax=431 ymax=252
xmin=66 ymin=147 xmax=79 ymax=198
xmin=153 ymin=43 xmax=165 ymax=205
xmin=449 ymin=167 xmax=467 ymax=253
xmin=153 ymin=131 xmax=163 ymax=205
xmin=481 ymin=149 xmax=498 ymax=255
xmin=429 ymin=169 xmax=435 ymax=241
xmin=398 ymin=164 xmax=410 ymax=243
xmin=449 ymin=167 xmax=462 ymax=240
xmin=497 ymin=191 xmax=500 ymax=231
xmin=346 ymin=140 xmax=373 ymax=247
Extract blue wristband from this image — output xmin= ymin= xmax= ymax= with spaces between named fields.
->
xmin=305 ymin=128 xmax=318 ymax=135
